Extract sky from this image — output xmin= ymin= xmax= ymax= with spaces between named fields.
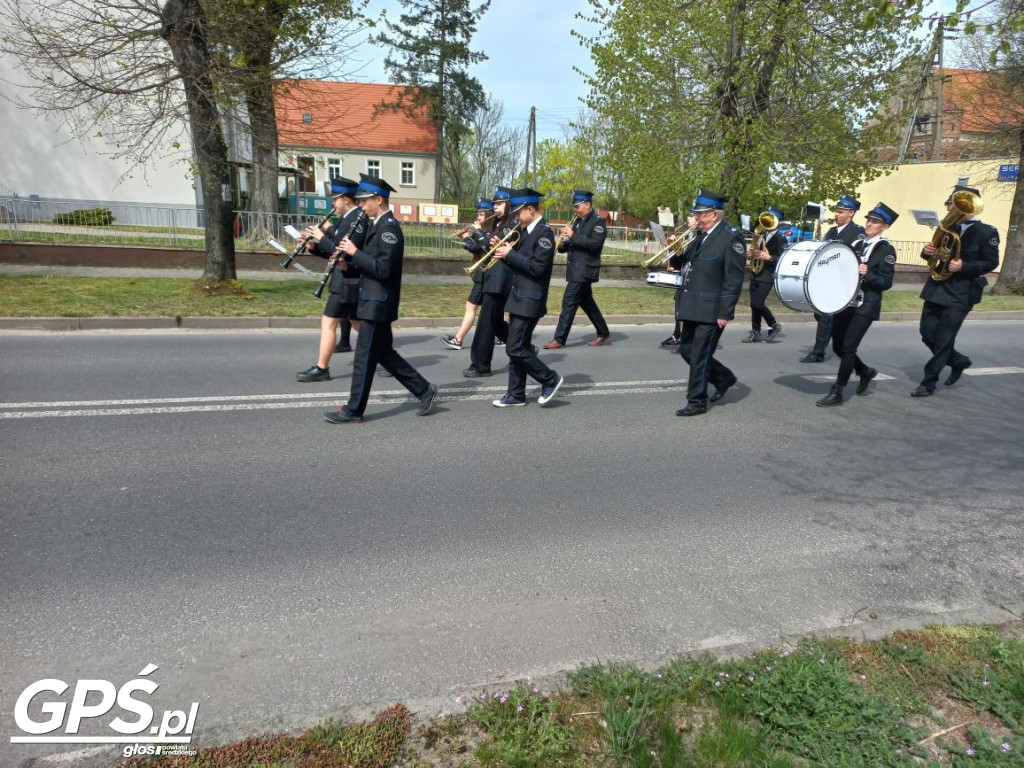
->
xmin=345 ymin=0 xmax=979 ymax=144
xmin=347 ymin=0 xmax=598 ymax=141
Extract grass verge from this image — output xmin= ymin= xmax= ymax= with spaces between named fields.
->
xmin=113 ymin=622 xmax=1024 ymax=768
xmin=4 ymin=275 xmax=1024 ymax=318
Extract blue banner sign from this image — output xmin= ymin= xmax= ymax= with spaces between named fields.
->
xmin=998 ymin=164 xmax=1018 ymax=182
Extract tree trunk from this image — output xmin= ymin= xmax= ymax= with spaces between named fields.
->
xmin=995 ymin=128 xmax=1024 ymax=292
xmin=245 ymin=78 xmax=282 ymax=237
xmin=162 ymin=0 xmax=236 ymax=281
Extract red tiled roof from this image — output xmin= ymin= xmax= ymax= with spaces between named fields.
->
xmin=938 ymin=68 xmax=1024 ymax=133
xmin=275 ymin=80 xmax=438 ymax=154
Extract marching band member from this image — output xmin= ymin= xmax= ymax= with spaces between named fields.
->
xmin=801 ymin=196 xmax=865 ymax=363
xmin=911 ymin=185 xmax=999 ymax=397
xmin=742 ymin=205 xmax=785 ymax=343
xmin=490 ymin=187 xmax=564 ymax=408
xmin=543 ymin=189 xmax=611 ymax=348
xmin=296 ymin=176 xmax=366 ymax=382
xmin=440 ymin=199 xmax=493 ymax=350
xmin=816 ymin=202 xmax=897 ymax=407
xmin=465 ymin=186 xmax=514 ymax=377
xmin=669 ymin=190 xmax=746 ymax=417
xmin=324 ymin=174 xmax=438 ymax=423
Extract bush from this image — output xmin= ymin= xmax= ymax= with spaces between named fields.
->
xmin=52 ymin=207 xmax=115 ymax=226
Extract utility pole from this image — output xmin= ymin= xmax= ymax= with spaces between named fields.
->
xmin=524 ymin=106 xmax=536 ymax=185
xmin=933 ymin=16 xmax=945 ymax=161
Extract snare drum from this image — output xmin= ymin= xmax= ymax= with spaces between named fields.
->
xmin=774 ymin=240 xmax=859 ymax=314
xmin=646 ymin=270 xmax=682 ymax=289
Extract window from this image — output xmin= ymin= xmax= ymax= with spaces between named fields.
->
xmin=401 ymin=161 xmax=415 ymax=186
xmin=297 ymin=156 xmax=316 ymax=193
xmin=327 ymin=158 xmax=341 ymax=179
xmin=366 ymin=158 xmax=381 ymax=176
xmin=302 ymin=113 xmax=312 ymax=124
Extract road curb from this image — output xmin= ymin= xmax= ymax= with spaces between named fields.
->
xmin=3 ymin=311 xmax=1024 ymax=331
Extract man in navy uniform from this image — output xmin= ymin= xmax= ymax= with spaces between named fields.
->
xmin=912 ymin=185 xmax=1000 ymax=397
xmin=324 ymin=174 xmax=438 ymax=423
xmin=296 ymin=176 xmax=367 ymax=382
xmin=801 ymin=196 xmax=865 ymax=363
xmin=465 ymin=187 xmax=515 ymax=378
xmin=543 ymin=189 xmax=611 ymax=349
xmin=668 ymin=190 xmax=746 ymax=416
xmin=816 ymin=202 xmax=897 ymax=407
xmin=490 ymin=187 xmax=564 ymax=407
xmin=742 ymin=205 xmax=785 ymax=344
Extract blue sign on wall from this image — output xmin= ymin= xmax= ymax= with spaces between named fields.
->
xmin=998 ymin=164 xmax=1019 ymax=182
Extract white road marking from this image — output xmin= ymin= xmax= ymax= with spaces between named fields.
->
xmin=964 ymin=366 xmax=1024 ymax=376
xmin=804 ymin=373 xmax=899 ymax=383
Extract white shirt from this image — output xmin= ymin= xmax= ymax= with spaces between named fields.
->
xmin=526 ymin=215 xmax=543 ymax=235
xmin=860 ymin=234 xmax=886 ymax=262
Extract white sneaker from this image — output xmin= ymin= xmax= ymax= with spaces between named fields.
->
xmin=440 ymin=333 xmax=462 ymax=350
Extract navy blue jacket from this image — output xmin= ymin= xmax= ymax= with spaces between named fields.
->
xmin=347 ymin=210 xmax=404 ymax=323
xmin=503 ymin=219 xmax=554 ymax=319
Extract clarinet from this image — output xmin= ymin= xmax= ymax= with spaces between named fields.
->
xmin=281 ymin=212 xmax=333 ymax=269
xmin=314 ymin=210 xmax=366 ymax=299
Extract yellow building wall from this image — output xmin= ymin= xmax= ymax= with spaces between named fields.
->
xmin=852 ymin=158 xmax=1015 ymax=267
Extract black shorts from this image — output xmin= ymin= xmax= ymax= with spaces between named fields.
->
xmin=324 ymin=293 xmax=357 ymax=319
xmin=467 ymin=282 xmax=483 ymax=305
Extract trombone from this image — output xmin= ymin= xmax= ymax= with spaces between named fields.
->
xmin=640 ymin=225 xmax=698 ymax=269
xmin=464 ymin=227 xmax=522 ymax=275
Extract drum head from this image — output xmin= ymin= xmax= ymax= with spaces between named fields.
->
xmin=805 ymin=242 xmax=859 ymax=314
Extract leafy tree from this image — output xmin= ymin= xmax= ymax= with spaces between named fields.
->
xmin=577 ymin=0 xmax=923 ymax=221
xmin=458 ymin=95 xmax=528 ymax=204
xmin=376 ymin=0 xmax=491 ymax=202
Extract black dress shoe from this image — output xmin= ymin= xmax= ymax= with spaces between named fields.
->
xmin=675 ymin=402 xmax=709 ymax=417
xmin=945 ymin=360 xmax=972 ymax=385
xmin=323 ymin=408 xmax=362 ymax=424
xmin=297 ymin=365 xmax=330 ymax=382
xmin=800 ymin=353 xmax=825 ymax=363
xmin=462 ymin=366 xmax=492 ymax=378
xmin=856 ymin=367 xmax=877 ymax=395
xmin=709 ymin=379 xmax=737 ymax=403
xmin=815 ymin=386 xmax=844 ymax=407
xmin=911 ymin=384 xmax=934 ymax=398
xmin=334 ymin=342 xmax=352 ymax=353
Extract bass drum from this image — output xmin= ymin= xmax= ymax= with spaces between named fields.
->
xmin=774 ymin=240 xmax=859 ymax=314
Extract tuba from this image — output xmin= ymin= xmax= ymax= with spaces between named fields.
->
xmin=640 ymin=225 xmax=699 ymax=269
xmin=927 ymin=190 xmax=984 ymax=282
xmin=748 ymin=211 xmax=780 ymax=275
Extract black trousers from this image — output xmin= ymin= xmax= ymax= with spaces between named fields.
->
xmin=749 ymin=281 xmax=777 ymax=330
xmin=919 ymin=301 xmax=971 ymax=389
xmin=470 ymin=291 xmax=509 ymax=372
xmin=506 ymin=314 xmax=558 ymax=400
xmin=678 ymin=321 xmax=734 ymax=405
xmin=830 ymin=309 xmax=873 ymax=388
xmin=345 ymin=320 xmax=429 ymax=416
xmin=810 ymin=312 xmax=833 ymax=356
xmin=553 ymin=281 xmax=609 ymax=342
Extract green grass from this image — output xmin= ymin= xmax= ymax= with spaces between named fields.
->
xmin=110 ymin=623 xmax=1024 ymax=768
xmin=3 ymin=274 xmax=1024 ymax=319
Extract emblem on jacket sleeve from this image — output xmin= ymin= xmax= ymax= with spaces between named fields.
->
xmin=382 ymin=232 xmax=398 ymax=244
xmin=594 ymin=225 xmax=605 ymax=233
xmin=732 ymin=242 xmax=745 ymax=254
xmin=990 ymin=235 xmax=1000 ymax=246
xmin=539 ymin=237 xmax=553 ymax=249
xmin=885 ymin=253 xmax=896 ymax=264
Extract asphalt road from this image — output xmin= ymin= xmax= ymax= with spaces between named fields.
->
xmin=2 ymin=321 xmax=1023 ymax=767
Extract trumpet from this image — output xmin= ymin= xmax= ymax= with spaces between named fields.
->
xmin=927 ymin=189 xmax=984 ymax=282
xmin=465 ymin=227 xmax=522 ymax=275
xmin=555 ymin=215 xmax=579 ymax=250
xmin=748 ymin=211 xmax=780 ymax=275
xmin=640 ymin=225 xmax=698 ymax=269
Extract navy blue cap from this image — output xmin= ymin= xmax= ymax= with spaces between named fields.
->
xmin=509 ymin=187 xmax=544 ymax=213
xmin=945 ymin=185 xmax=980 ymax=204
xmin=330 ymin=176 xmax=359 ymax=198
xmin=836 ymin=196 xmax=861 ymax=211
xmin=768 ymin=206 xmax=784 ymax=221
xmin=492 ymin=186 xmax=512 ymax=202
xmin=865 ymin=201 xmax=898 ymax=224
xmin=475 ymin=199 xmax=494 ymax=211
xmin=572 ymin=189 xmax=594 ymax=204
xmin=355 ymin=173 xmax=396 ymax=199
xmin=691 ymin=189 xmax=727 ymax=212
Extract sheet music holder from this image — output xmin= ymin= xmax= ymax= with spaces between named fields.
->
xmin=649 ymin=221 xmax=667 ymax=247
xmin=910 ymin=209 xmax=941 ymax=227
